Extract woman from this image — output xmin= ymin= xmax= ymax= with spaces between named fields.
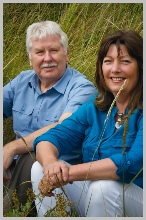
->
xmin=31 ymin=30 xmax=143 ymax=217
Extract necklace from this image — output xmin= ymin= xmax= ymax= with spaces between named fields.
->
xmin=115 ymin=111 xmax=124 ymax=129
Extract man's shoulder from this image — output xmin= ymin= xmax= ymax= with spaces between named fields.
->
xmin=68 ymin=67 xmax=94 ymax=84
xmin=18 ymin=69 xmax=35 ymax=78
xmin=14 ymin=69 xmax=36 ymax=84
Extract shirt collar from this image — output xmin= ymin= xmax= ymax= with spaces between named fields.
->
xmin=53 ymin=65 xmax=72 ymax=94
xmin=28 ymin=70 xmax=38 ymax=87
xmin=28 ymin=66 xmax=72 ymax=94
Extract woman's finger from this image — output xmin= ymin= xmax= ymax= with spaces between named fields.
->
xmin=60 ymin=162 xmax=69 ymax=182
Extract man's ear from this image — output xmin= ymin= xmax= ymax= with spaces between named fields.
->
xmin=28 ymin=53 xmax=32 ymax=66
xmin=66 ymin=48 xmax=69 ymax=63
xmin=29 ymin=60 xmax=32 ymax=66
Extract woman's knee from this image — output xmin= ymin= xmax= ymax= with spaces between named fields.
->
xmin=85 ymin=180 xmax=124 ymax=217
xmin=31 ymin=161 xmax=43 ymax=183
xmin=88 ymin=180 xmax=111 ymax=198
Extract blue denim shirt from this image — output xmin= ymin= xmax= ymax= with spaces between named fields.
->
xmin=34 ymin=94 xmax=143 ymax=188
xmin=3 ymin=66 xmax=96 ymax=164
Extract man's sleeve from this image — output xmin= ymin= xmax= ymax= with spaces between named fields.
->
xmin=3 ymin=76 xmax=18 ymax=117
xmin=63 ymin=82 xmax=96 ymax=113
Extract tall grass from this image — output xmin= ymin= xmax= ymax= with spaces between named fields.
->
xmin=3 ymin=3 xmax=143 ymax=84
xmin=3 ymin=3 xmax=143 ymax=217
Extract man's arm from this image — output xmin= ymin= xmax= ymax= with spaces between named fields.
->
xmin=3 ymin=112 xmax=72 ymax=172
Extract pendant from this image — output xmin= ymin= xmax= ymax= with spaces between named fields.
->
xmin=115 ymin=122 xmax=121 ymax=129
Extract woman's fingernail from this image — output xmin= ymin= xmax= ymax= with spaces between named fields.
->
xmin=63 ymin=176 xmax=67 ymax=181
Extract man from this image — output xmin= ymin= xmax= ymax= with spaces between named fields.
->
xmin=3 ymin=20 xmax=95 ymax=213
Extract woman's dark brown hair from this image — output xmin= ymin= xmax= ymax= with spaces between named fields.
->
xmin=95 ymin=29 xmax=143 ymax=112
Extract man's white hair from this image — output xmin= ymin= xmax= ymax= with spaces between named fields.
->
xmin=26 ymin=20 xmax=68 ymax=55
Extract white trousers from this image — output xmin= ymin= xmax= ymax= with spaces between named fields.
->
xmin=31 ymin=161 xmax=143 ymax=217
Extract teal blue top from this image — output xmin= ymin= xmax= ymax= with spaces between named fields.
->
xmin=34 ymin=94 xmax=143 ymax=188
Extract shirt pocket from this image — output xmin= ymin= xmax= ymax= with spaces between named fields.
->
xmin=83 ymin=131 xmax=100 ymax=162
xmin=45 ymin=109 xmax=64 ymax=123
xmin=12 ymin=100 xmax=34 ymax=132
xmin=111 ymin=136 xmax=135 ymax=153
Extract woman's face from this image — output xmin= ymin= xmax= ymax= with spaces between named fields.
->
xmin=102 ymin=44 xmax=139 ymax=99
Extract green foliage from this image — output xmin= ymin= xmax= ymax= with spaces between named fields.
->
xmin=3 ymin=3 xmax=143 ymax=85
xmin=4 ymin=188 xmax=37 ymax=217
xmin=4 ymin=187 xmax=77 ymax=217
xmin=3 ymin=3 xmax=143 ymax=144
xmin=44 ymin=193 xmax=77 ymax=217
xmin=3 ymin=117 xmax=15 ymax=145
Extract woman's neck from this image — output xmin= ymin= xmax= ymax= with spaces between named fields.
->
xmin=116 ymin=101 xmax=128 ymax=114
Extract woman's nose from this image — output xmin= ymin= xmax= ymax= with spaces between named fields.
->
xmin=111 ymin=61 xmax=121 ymax=73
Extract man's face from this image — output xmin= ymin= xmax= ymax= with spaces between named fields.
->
xmin=29 ymin=35 xmax=69 ymax=85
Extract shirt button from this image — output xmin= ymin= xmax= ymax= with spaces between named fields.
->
xmin=127 ymin=160 xmax=130 ymax=165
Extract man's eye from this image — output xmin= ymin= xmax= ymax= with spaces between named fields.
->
xmin=36 ymin=51 xmax=43 ymax=54
xmin=51 ymin=49 xmax=58 ymax=52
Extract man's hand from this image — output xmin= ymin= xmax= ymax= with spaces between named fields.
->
xmin=3 ymin=171 xmax=10 ymax=181
xmin=3 ymin=143 xmax=16 ymax=181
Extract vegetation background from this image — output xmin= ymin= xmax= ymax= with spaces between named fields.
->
xmin=3 ymin=2 xmax=143 ymax=217
xmin=3 ymin=3 xmax=143 ymax=145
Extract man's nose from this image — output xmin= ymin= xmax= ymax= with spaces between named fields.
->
xmin=44 ymin=52 xmax=52 ymax=61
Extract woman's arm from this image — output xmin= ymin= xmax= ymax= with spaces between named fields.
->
xmin=36 ymin=141 xmax=59 ymax=166
xmin=37 ymin=154 xmax=119 ymax=196
xmin=68 ymin=158 xmax=119 ymax=182
xmin=36 ymin=141 xmax=70 ymax=196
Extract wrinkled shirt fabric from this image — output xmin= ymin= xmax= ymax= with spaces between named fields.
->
xmin=34 ymin=94 xmax=143 ymax=188
xmin=4 ymin=66 xmax=96 ymax=163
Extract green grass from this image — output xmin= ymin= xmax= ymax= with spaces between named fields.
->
xmin=3 ymin=3 xmax=143 ymax=217
xmin=3 ymin=3 xmax=143 ymax=85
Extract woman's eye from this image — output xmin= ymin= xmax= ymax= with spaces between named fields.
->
xmin=103 ymin=59 xmax=112 ymax=63
xmin=121 ymin=60 xmax=130 ymax=64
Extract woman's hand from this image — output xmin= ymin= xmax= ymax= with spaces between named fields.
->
xmin=38 ymin=161 xmax=69 ymax=196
